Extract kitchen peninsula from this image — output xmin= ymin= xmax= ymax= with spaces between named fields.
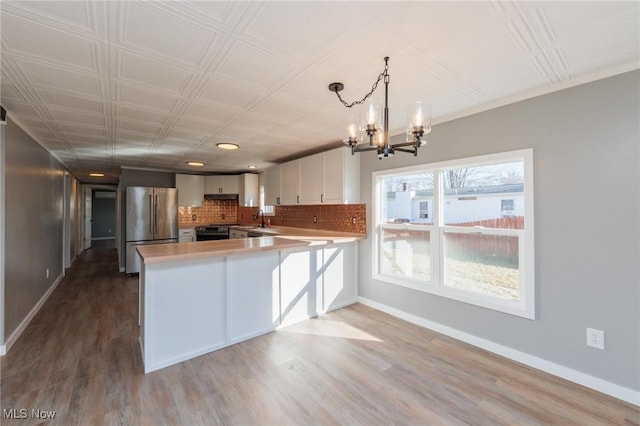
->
xmin=136 ymin=227 xmax=363 ymax=373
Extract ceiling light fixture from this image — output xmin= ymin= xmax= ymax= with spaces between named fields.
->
xmin=247 ymin=164 xmax=257 ymax=169
xmin=89 ymin=172 xmax=104 ymax=177
xmin=217 ymin=143 xmax=239 ymax=150
xmin=329 ymin=56 xmax=431 ymax=159
xmin=187 ymin=161 xmax=205 ymax=167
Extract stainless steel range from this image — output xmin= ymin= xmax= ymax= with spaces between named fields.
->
xmin=195 ymin=224 xmax=237 ymax=241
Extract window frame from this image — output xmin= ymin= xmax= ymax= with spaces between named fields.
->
xmin=372 ymin=149 xmax=535 ymax=319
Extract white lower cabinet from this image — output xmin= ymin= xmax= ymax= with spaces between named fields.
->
xmin=227 ymin=252 xmax=280 ymax=342
xmin=179 ymin=228 xmax=195 ymax=242
xmin=229 ymin=229 xmax=248 ymax=239
xmin=280 ymin=247 xmax=323 ymax=326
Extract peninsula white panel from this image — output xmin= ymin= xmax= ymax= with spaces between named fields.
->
xmin=280 ymin=247 xmax=322 ymax=326
xmin=324 ymin=243 xmax=358 ymax=312
xmin=143 ymin=257 xmax=226 ymax=372
xmin=227 ymin=252 xmax=281 ymax=341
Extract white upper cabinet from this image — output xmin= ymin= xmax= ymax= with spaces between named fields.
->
xmin=264 ymin=148 xmax=359 ymax=206
xmin=299 ymin=148 xmax=360 ymax=204
xmin=299 ymin=153 xmax=323 ymax=204
xmin=205 ymin=175 xmax=239 ymax=194
xmin=176 ymin=174 xmax=204 ymax=207
xmin=322 ymin=147 xmax=360 ymax=204
xmin=238 ymin=173 xmax=259 ymax=207
xmin=264 ymin=166 xmax=281 ymax=206
xmin=280 ymin=160 xmax=300 ymax=205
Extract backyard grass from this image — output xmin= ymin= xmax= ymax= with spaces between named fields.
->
xmin=380 ymin=241 xmax=519 ymax=301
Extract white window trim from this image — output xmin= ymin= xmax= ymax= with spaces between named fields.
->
xmin=372 ymin=149 xmax=535 ymax=319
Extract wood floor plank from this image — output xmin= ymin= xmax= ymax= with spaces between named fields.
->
xmin=1 ymin=240 xmax=638 ymax=425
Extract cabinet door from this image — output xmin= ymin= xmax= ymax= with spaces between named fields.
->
xmin=176 ymin=174 xmax=204 ymax=206
xmin=280 ymin=247 xmax=322 ymax=326
xmin=264 ymin=167 xmax=281 ymax=206
xmin=204 ymin=176 xmax=221 ymax=194
xmin=299 ymin=153 xmax=323 ymax=204
xmin=322 ymin=148 xmax=345 ymax=204
xmin=323 ymin=148 xmax=360 ymax=204
xmin=220 ymin=175 xmax=238 ymax=193
xmin=178 ymin=228 xmax=195 ymax=242
xmin=205 ymin=176 xmax=239 ymax=194
xmin=280 ymin=160 xmax=300 ymax=205
xmin=239 ymin=173 xmax=258 ymax=207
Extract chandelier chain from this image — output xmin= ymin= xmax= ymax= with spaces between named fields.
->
xmin=334 ymin=60 xmax=389 ymax=108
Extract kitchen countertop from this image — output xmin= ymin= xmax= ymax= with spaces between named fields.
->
xmin=137 ymin=226 xmax=365 ymax=264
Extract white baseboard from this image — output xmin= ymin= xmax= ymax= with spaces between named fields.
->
xmin=358 ymin=296 xmax=640 ymax=407
xmin=1 ymin=273 xmax=64 ymax=356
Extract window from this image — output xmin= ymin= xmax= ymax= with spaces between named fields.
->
xmin=501 ymin=199 xmax=515 ymax=217
xmin=419 ymin=201 xmax=429 ymax=219
xmin=373 ymin=149 xmax=534 ymax=319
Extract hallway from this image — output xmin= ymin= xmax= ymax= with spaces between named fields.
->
xmin=1 ymin=242 xmax=638 ymax=425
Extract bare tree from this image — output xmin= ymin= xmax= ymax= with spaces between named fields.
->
xmin=445 ymin=168 xmax=471 ymax=188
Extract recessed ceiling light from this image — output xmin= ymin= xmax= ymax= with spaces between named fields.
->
xmin=89 ymin=172 xmax=104 ymax=177
xmin=248 ymin=164 xmax=257 ymax=169
xmin=217 ymin=143 xmax=239 ymax=150
xmin=187 ymin=161 xmax=205 ymax=167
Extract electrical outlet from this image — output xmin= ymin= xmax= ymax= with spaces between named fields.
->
xmin=313 ymin=216 xmax=317 ymax=223
xmin=191 ymin=214 xmax=196 ymax=221
xmin=586 ymin=328 xmax=605 ymax=350
xmin=352 ymin=217 xmax=357 ymax=225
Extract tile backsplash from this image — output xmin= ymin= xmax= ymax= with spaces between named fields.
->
xmin=238 ymin=204 xmax=366 ymax=234
xmin=178 ymin=199 xmax=237 ymax=225
xmin=180 ymin=200 xmax=366 ymax=234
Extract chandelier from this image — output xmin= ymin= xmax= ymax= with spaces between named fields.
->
xmin=329 ymin=57 xmax=431 ymax=159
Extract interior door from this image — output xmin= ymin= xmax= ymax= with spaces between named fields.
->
xmin=83 ymin=186 xmax=92 ymax=249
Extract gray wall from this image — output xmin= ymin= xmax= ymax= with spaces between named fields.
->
xmin=1 ymin=121 xmax=5 ymax=346
xmin=4 ymin=118 xmax=65 ymax=340
xmin=92 ymin=191 xmax=116 ymax=239
xmin=118 ymin=169 xmax=175 ymax=268
xmin=359 ymin=71 xmax=639 ymax=391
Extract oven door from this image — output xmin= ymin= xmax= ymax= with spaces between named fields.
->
xmin=196 ymin=233 xmax=228 ymax=241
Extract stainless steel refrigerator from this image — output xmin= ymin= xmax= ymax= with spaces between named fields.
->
xmin=125 ymin=186 xmax=178 ymax=274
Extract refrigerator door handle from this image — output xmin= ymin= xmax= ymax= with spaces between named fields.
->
xmin=149 ymin=193 xmax=153 ymax=235
xmin=154 ymin=193 xmax=159 ymax=236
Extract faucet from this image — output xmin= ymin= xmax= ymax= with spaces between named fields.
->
xmin=257 ymin=209 xmax=265 ymax=228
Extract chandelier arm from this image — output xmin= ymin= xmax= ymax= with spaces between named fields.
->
xmin=391 ymin=142 xmax=420 ymax=148
xmin=393 ymin=147 xmax=419 ymax=156
xmin=352 ymin=145 xmax=379 ymax=153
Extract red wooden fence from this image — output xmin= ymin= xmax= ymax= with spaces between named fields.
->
xmin=446 ymin=216 xmax=524 ymax=259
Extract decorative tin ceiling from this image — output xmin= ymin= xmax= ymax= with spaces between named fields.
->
xmin=1 ymin=1 xmax=638 ymax=183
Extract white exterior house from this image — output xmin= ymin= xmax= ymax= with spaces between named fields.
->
xmin=385 ymin=184 xmax=524 ymax=225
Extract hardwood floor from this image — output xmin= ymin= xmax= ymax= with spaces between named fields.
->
xmin=2 ymin=240 xmax=638 ymax=425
